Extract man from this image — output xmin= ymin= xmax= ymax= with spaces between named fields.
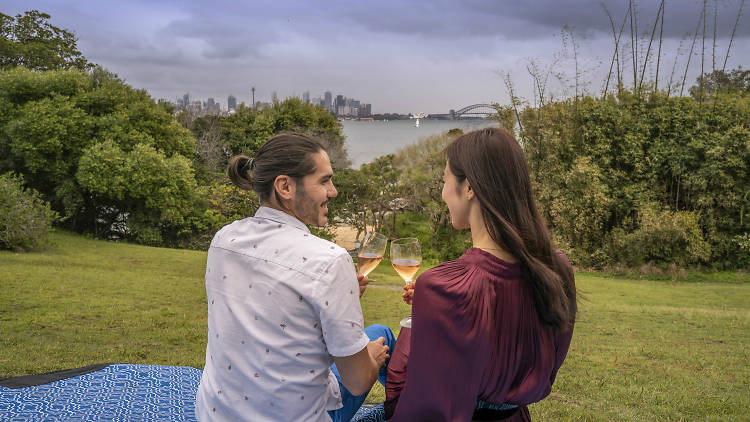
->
xmin=195 ymin=133 xmax=394 ymax=421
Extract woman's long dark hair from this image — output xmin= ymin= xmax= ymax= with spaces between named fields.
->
xmin=445 ymin=127 xmax=576 ymax=330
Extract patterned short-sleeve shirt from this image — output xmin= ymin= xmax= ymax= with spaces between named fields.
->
xmin=195 ymin=206 xmax=370 ymax=421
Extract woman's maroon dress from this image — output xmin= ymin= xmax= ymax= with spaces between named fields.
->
xmin=385 ymin=248 xmax=574 ymax=421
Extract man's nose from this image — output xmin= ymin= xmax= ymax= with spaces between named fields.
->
xmin=329 ymin=184 xmax=338 ymax=198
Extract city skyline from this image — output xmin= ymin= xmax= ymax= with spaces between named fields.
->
xmin=4 ymin=1 xmax=749 ymax=114
xmin=175 ymin=90 xmax=374 ymax=117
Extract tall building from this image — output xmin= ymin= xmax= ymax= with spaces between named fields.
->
xmin=181 ymin=93 xmax=190 ymax=108
xmin=204 ymin=98 xmax=220 ymax=114
xmin=271 ymin=91 xmax=278 ymax=103
xmin=324 ymin=91 xmax=333 ymax=112
xmin=302 ymin=91 xmax=310 ymax=103
xmin=351 ymin=100 xmax=360 ymax=117
xmin=361 ymin=103 xmax=372 ymax=117
xmin=335 ymin=95 xmax=344 ymax=110
xmin=227 ymin=95 xmax=237 ymax=111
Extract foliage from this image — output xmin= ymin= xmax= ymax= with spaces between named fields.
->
xmin=185 ymin=98 xmax=349 ymax=176
xmin=516 ymin=90 xmax=749 ymax=268
xmin=0 ymin=10 xmax=91 ymax=71
xmin=75 ymin=141 xmax=200 ymax=245
xmin=391 ymin=131 xmax=470 ymax=260
xmin=0 ymin=172 xmax=58 ymax=250
xmin=359 ymin=155 xmax=402 ymax=233
xmin=178 ymin=180 xmax=261 ymax=249
xmin=690 ymin=67 xmax=750 ymax=98
xmin=330 ymin=168 xmax=373 ymax=244
xmin=0 ymin=66 xmax=197 ymax=244
xmin=607 ymin=204 xmax=712 ymax=267
xmin=327 ymin=131 xmax=470 ymax=259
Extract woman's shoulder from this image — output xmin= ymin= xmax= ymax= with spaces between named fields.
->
xmin=418 ymin=255 xmax=471 ymax=284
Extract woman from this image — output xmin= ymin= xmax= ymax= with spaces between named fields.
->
xmin=385 ymin=127 xmax=577 ymax=421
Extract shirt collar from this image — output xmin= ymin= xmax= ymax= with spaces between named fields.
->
xmin=254 ymin=206 xmax=311 ymax=233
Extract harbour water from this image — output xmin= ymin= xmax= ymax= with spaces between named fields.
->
xmin=341 ymin=119 xmax=499 ymax=168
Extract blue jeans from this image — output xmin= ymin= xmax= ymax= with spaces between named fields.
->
xmin=328 ymin=324 xmax=395 ymax=422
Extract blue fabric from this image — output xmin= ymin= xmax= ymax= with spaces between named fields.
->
xmin=351 ymin=403 xmax=386 ymax=422
xmin=328 ymin=324 xmax=395 ymax=422
xmin=0 ymin=326 xmax=395 ymax=422
xmin=0 ymin=364 xmax=201 ymax=421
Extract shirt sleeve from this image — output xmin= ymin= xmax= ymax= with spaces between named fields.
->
xmin=312 ymin=252 xmax=370 ymax=357
xmin=390 ymin=269 xmax=484 ymax=422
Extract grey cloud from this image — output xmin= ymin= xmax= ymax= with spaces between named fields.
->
xmin=334 ymin=0 xmax=748 ymax=41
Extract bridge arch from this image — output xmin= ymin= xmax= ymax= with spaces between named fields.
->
xmin=452 ymin=103 xmax=496 ymax=119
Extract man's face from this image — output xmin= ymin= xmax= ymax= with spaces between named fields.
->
xmin=292 ymin=150 xmax=338 ymax=227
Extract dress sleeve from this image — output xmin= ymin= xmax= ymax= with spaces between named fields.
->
xmin=390 ymin=269 xmax=484 ymax=422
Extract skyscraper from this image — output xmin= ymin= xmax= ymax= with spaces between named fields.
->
xmin=324 ymin=91 xmax=333 ymax=112
xmin=361 ymin=103 xmax=372 ymax=117
xmin=302 ymin=91 xmax=310 ymax=103
xmin=227 ymin=95 xmax=237 ymax=111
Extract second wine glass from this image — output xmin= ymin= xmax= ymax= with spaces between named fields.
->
xmin=390 ymin=237 xmax=421 ymax=328
xmin=357 ymin=232 xmax=387 ymax=277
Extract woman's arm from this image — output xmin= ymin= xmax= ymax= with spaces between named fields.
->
xmin=389 ymin=271 xmax=483 ymax=422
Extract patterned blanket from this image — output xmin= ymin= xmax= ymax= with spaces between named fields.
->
xmin=0 ymin=364 xmax=384 ymax=421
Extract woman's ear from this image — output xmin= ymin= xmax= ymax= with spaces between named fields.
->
xmin=465 ymin=182 xmax=475 ymax=200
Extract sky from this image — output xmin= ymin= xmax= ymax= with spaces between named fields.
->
xmin=5 ymin=0 xmax=749 ymax=114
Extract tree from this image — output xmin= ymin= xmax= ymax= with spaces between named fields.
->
xmin=0 ymin=172 xmax=58 ymax=250
xmin=516 ymin=90 xmax=749 ymax=268
xmin=329 ymin=168 xmax=373 ymax=245
xmin=689 ymin=67 xmax=750 ymax=97
xmin=0 ymin=10 xmax=91 ymax=71
xmin=360 ymin=155 xmax=401 ymax=233
xmin=392 ymin=132 xmax=471 ymax=260
xmin=221 ymin=98 xmax=349 ymax=169
xmin=0 ymin=66 xmax=197 ymax=244
xmin=186 ymin=98 xmax=350 ymax=176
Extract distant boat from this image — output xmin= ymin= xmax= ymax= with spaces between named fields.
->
xmin=415 ymin=118 xmax=420 ymax=128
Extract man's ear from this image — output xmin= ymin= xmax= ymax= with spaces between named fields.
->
xmin=273 ymin=175 xmax=296 ymax=201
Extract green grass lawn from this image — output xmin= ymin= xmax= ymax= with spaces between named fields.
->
xmin=1 ymin=231 xmax=748 ymax=420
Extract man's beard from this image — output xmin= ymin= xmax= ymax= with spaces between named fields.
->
xmin=293 ymin=185 xmax=326 ymax=227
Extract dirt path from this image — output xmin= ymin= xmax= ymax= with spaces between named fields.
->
xmin=332 ymin=225 xmax=360 ymax=250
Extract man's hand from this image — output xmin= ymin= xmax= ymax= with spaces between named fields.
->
xmin=333 ymin=337 xmax=390 ymax=396
xmin=357 ymin=274 xmax=370 ymax=297
xmin=402 ymin=282 xmax=415 ymax=305
xmin=367 ymin=336 xmax=390 ymax=368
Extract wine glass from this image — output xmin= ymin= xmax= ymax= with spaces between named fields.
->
xmin=357 ymin=232 xmax=387 ymax=277
xmin=390 ymin=237 xmax=421 ymax=328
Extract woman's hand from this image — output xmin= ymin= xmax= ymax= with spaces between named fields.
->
xmin=402 ymin=283 xmax=415 ymax=305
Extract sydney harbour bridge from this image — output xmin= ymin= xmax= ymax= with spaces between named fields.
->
xmin=428 ymin=103 xmax=497 ymax=120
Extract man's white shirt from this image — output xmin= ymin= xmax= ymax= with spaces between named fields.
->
xmin=195 ymin=206 xmax=369 ymax=421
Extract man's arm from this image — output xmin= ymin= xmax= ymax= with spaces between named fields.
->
xmin=333 ymin=337 xmax=389 ymax=396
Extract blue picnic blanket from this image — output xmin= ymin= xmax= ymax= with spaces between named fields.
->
xmin=0 ymin=364 xmax=200 ymax=421
xmin=0 ymin=364 xmax=384 ymax=421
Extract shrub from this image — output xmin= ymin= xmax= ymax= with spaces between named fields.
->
xmin=607 ymin=204 xmax=711 ymax=267
xmin=177 ymin=181 xmax=259 ymax=250
xmin=0 ymin=172 xmax=58 ymax=250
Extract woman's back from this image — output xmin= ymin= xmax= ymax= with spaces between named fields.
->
xmin=385 ymin=248 xmax=574 ymax=421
